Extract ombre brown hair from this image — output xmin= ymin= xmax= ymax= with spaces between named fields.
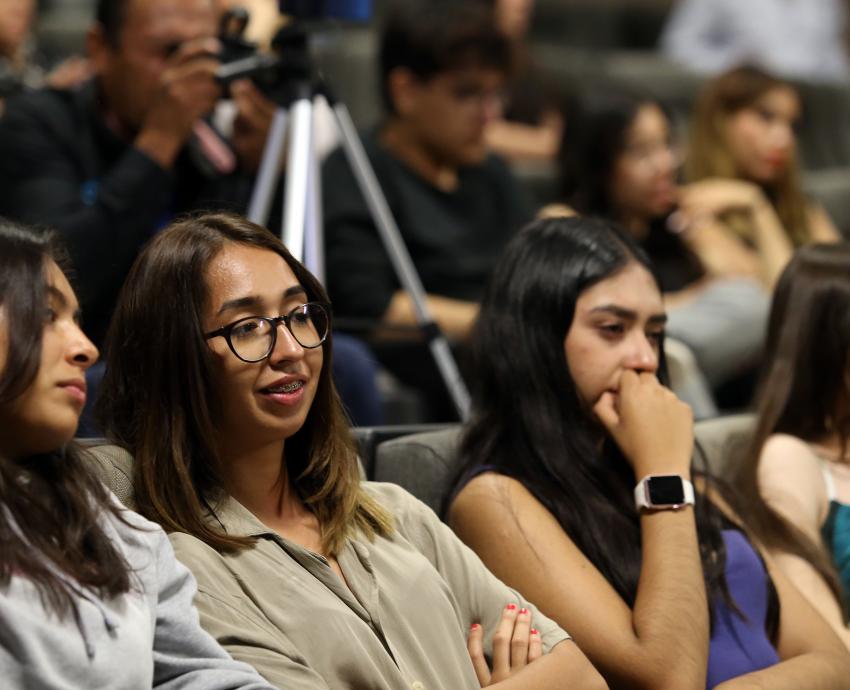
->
xmin=686 ymin=65 xmax=811 ymax=246
xmin=732 ymin=243 xmax=850 ymax=615
xmin=98 ymin=212 xmax=392 ymax=555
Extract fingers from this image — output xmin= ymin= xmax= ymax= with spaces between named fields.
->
xmin=593 ymin=391 xmax=620 ymax=433
xmin=510 ymin=608 xmax=532 ymax=670
xmin=467 ymin=623 xmax=490 ymax=687
xmin=528 ymin=628 xmax=543 ymax=663
xmin=491 ymin=603 xmax=518 ymax=680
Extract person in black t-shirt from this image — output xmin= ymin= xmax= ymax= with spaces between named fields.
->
xmin=0 ymin=0 xmax=275 ymax=348
xmin=323 ymin=0 xmax=533 ymax=344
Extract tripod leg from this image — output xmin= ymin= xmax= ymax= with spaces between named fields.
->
xmin=328 ymin=100 xmax=471 ymax=420
xmin=282 ymin=97 xmax=314 ymax=261
xmin=303 ymin=105 xmax=324 ymax=283
xmin=247 ymin=108 xmax=289 ymax=226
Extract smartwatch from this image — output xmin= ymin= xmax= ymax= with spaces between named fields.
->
xmin=634 ymin=475 xmax=695 ymax=511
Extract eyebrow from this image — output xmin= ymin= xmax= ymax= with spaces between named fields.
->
xmin=590 ymin=304 xmax=667 ymax=325
xmin=216 ymin=285 xmax=307 ymax=315
xmin=47 ymin=285 xmax=83 ymax=321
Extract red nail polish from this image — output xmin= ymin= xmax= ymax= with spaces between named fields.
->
xmin=506 ymin=603 xmax=517 ymax=611
xmin=530 ymin=629 xmax=539 ymax=635
xmin=470 ymin=623 xmax=480 ymax=630
xmin=519 ymin=608 xmax=529 ymax=615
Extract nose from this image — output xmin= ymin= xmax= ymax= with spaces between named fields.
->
xmin=772 ymin=121 xmax=794 ymax=152
xmin=268 ymin=320 xmax=305 ymax=365
xmin=68 ymin=322 xmax=98 ymax=370
xmin=623 ymin=332 xmax=659 ymax=374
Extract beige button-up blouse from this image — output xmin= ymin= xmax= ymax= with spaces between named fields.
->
xmin=170 ymin=481 xmax=571 ymax=689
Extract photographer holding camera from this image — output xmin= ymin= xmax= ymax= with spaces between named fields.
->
xmin=0 ymin=0 xmax=276 ymax=348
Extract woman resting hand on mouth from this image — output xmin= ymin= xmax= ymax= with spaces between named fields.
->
xmin=95 ymin=211 xmax=606 ymax=690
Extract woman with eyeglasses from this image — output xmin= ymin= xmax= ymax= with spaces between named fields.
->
xmin=550 ymin=90 xmax=769 ymax=415
xmin=683 ymin=65 xmax=839 ymax=287
xmin=0 ymin=221 xmax=278 ymax=688
xmin=96 ymin=212 xmax=605 ymax=690
xmin=446 ymin=215 xmax=850 ymax=689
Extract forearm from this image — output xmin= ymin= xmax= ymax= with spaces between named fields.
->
xmin=750 ymin=201 xmax=793 ymax=287
xmin=383 ymin=290 xmax=478 ymax=341
xmin=630 ymin=506 xmax=709 ymax=687
xmin=491 ymin=641 xmax=607 ymax=690
xmin=715 ymin=651 xmax=850 ymax=690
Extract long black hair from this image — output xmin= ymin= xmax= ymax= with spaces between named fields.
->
xmin=453 ymin=216 xmax=733 ymax=613
xmin=0 ymin=221 xmax=131 ymax=617
xmin=558 ymin=90 xmax=704 ymax=292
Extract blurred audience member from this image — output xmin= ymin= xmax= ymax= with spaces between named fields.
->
xmin=0 ymin=0 xmax=275 ymax=348
xmin=550 ymin=90 xmax=768 ymax=415
xmin=734 ymin=242 xmax=850 ymax=649
xmin=684 ymin=66 xmax=839 ymax=287
xmin=322 ymin=0 xmax=533 ymax=418
xmin=0 ymin=0 xmax=90 ymax=106
xmin=662 ymin=0 xmax=850 ymax=85
xmin=482 ymin=0 xmax=564 ymax=162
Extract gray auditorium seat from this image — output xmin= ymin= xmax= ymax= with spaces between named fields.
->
xmin=372 ymin=414 xmax=755 ymax=515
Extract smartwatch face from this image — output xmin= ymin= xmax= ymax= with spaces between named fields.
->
xmin=647 ymin=476 xmax=685 ymax=505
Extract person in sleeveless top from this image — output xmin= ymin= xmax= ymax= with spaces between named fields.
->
xmin=446 ymin=216 xmax=850 ymax=688
xmin=734 ymin=242 xmax=850 ymax=649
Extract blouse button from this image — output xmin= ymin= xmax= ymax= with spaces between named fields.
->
xmin=411 ymin=682 xmax=425 ymax=690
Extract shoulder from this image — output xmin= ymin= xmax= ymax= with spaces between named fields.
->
xmin=758 ymin=433 xmax=828 ymax=521
xmin=449 ymin=471 xmax=552 ymax=538
xmin=758 ymin=433 xmax=822 ymax=477
xmin=0 ymin=87 xmax=79 ymax=134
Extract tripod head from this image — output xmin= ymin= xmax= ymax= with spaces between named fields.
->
xmin=216 ymin=1 xmax=371 ymax=106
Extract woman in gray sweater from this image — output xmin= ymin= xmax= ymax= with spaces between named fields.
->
xmin=0 ymin=221 xmax=277 ymax=689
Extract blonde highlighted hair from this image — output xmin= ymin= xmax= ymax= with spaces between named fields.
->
xmin=686 ymin=65 xmax=811 ymax=246
xmin=98 ymin=212 xmax=392 ymax=555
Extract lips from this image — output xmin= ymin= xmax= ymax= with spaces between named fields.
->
xmin=57 ymin=379 xmax=87 ymax=405
xmin=258 ymin=376 xmax=308 ymax=407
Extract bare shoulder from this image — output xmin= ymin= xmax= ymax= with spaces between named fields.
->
xmin=759 ymin=433 xmax=822 ymax=480
xmin=450 ymin=472 xmax=543 ymax=521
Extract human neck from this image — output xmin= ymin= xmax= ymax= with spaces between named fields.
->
xmin=219 ymin=439 xmax=317 ymax=543
xmin=619 ymin=211 xmax=651 ymax=241
xmin=380 ymin=119 xmax=459 ymax=192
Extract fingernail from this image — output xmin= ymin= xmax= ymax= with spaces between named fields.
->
xmin=530 ymin=628 xmax=539 ymax=635
xmin=506 ymin=603 xmax=517 ymax=611
xmin=470 ymin=623 xmax=480 ymax=630
xmin=519 ymin=608 xmax=529 ymax=615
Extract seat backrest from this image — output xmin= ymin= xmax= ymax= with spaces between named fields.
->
xmin=373 ymin=427 xmax=462 ymax=514
xmin=372 ymin=414 xmax=756 ymax=516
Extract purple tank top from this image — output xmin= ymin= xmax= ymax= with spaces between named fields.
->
xmin=706 ymin=530 xmax=779 ymax=688
xmin=451 ymin=469 xmax=780 ymax=686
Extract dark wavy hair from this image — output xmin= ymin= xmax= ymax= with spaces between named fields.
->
xmin=98 ymin=212 xmax=392 ymax=555
xmin=452 ymin=216 xmax=737 ymax=617
xmin=558 ymin=89 xmax=704 ymax=291
xmin=379 ymin=0 xmax=512 ymax=115
xmin=0 ymin=221 xmax=131 ymax=617
xmin=734 ymin=242 xmax=850 ymax=615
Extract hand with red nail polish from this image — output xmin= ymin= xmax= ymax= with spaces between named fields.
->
xmin=467 ymin=602 xmax=543 ymax=686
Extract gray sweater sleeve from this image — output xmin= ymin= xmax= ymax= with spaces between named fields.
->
xmin=150 ymin=528 xmax=279 ymax=690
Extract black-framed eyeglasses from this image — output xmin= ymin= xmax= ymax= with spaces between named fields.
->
xmin=204 ymin=302 xmax=330 ymax=363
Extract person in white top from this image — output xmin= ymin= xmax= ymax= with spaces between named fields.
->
xmin=661 ymin=0 xmax=850 ymax=85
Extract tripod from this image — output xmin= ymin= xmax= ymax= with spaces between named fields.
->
xmin=240 ymin=56 xmax=471 ymax=420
